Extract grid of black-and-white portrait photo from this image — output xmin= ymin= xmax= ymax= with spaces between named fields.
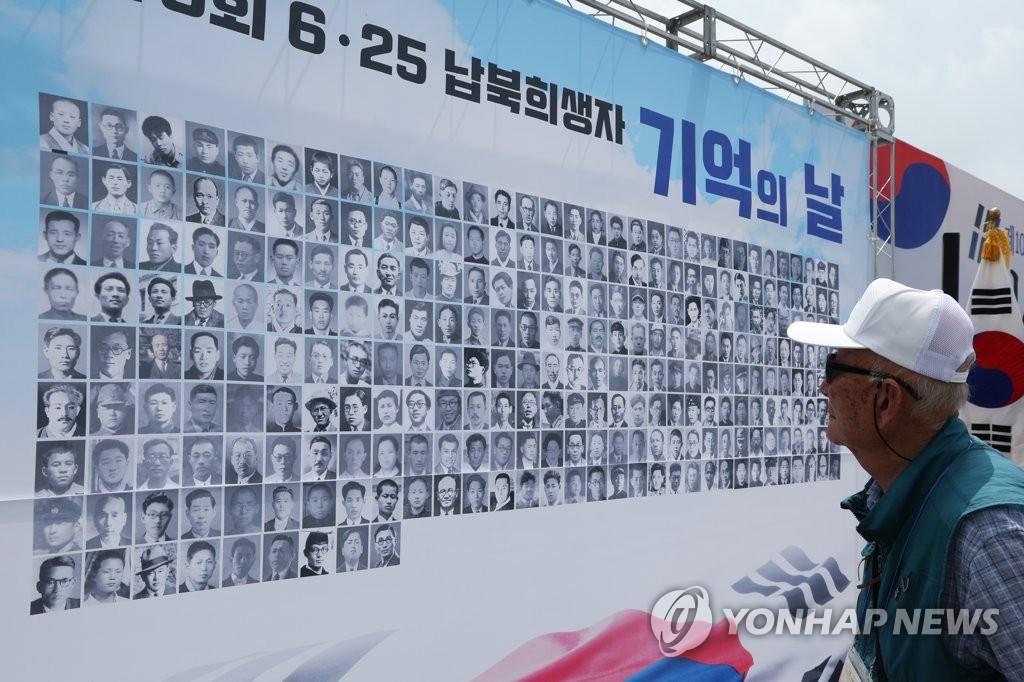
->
xmin=32 ymin=92 xmax=842 ymax=613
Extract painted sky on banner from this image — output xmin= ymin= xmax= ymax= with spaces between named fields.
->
xmin=1 ymin=0 xmax=868 ymax=246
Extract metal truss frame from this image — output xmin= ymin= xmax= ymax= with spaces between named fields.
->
xmin=559 ymin=0 xmax=896 ymax=277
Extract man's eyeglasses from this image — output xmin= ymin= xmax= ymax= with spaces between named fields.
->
xmin=824 ymin=352 xmax=922 ymax=401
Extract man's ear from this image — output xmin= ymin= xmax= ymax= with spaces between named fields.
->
xmin=874 ymin=378 xmax=907 ymax=428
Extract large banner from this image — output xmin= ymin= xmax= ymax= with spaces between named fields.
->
xmin=1 ymin=1 xmax=869 ymax=678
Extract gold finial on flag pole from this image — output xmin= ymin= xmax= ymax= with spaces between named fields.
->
xmin=981 ymin=207 xmax=1011 ymax=267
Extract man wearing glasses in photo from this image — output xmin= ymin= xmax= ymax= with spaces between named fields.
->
xmin=787 ymin=278 xmax=1024 ymax=681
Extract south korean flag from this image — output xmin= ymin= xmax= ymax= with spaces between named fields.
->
xmin=960 ymin=217 xmax=1024 ymax=466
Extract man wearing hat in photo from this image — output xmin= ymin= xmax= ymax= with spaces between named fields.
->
xmin=34 ymin=497 xmax=82 ymax=555
xmin=183 ymin=279 xmax=225 ymax=328
xmin=436 ymin=260 xmax=460 ymax=302
xmin=304 ymin=390 xmax=337 ymax=433
xmin=685 ymin=395 xmax=701 ymax=427
xmin=134 ymin=545 xmax=175 ymax=598
xmin=188 ymin=127 xmax=225 ymax=176
xmin=565 ymin=317 xmax=585 ymax=352
xmin=90 ymin=383 xmax=133 ymax=436
xmin=517 ymin=351 xmax=540 ymax=389
xmin=787 ymin=278 xmax=1024 ymax=681
xmin=464 ymin=186 xmax=487 ymax=224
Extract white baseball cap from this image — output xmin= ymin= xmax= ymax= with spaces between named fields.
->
xmin=786 ymin=278 xmax=975 ymax=383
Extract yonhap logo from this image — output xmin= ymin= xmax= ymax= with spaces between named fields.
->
xmin=649 ymin=586 xmax=713 ymax=656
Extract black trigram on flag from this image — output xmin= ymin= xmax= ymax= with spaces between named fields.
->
xmin=731 ymin=545 xmax=851 ymax=616
xmin=971 ymin=423 xmax=1013 ymax=454
xmin=970 ymin=287 xmax=1014 ymax=316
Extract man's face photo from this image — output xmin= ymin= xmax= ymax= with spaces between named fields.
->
xmin=272 ymin=243 xmax=299 ymax=280
xmin=344 ymin=251 xmax=369 ymax=287
xmin=186 ymin=493 xmax=216 ymax=536
xmin=191 ymin=232 xmax=219 ymax=271
xmin=38 ymin=562 xmax=76 ymax=609
xmin=190 ymin=335 xmax=219 ymax=375
xmin=377 ymin=254 xmax=400 ymax=290
xmin=148 ymin=126 xmax=176 ymax=157
xmin=482 ymin=189 xmax=508 ymax=223
xmin=303 ymin=483 xmax=331 ymax=520
xmin=343 ymin=485 xmax=366 ymax=522
xmin=101 ymin=167 xmax=131 ymax=199
xmin=231 ymin=540 xmax=256 ymax=578
xmin=272 ymin=149 xmax=298 ymax=185
xmin=146 ymin=227 xmax=177 ymax=266
xmin=142 ymin=499 xmax=172 ymax=538
xmin=273 ymin=342 xmax=296 ymax=377
xmin=494 ymin=231 xmax=513 ymax=261
xmin=273 ymin=199 xmax=297 ymax=231
xmin=145 ymin=171 xmax=176 ymax=207
xmin=232 ymin=186 xmax=259 ymax=222
xmin=95 ymin=444 xmax=129 ymax=489
xmin=77 ymin=549 xmax=120 ymax=601
xmin=347 ymin=210 xmax=369 ymax=241
xmin=490 ymin=435 xmax=514 ymax=470
xmin=493 ymin=277 xmax=514 ymax=307
xmin=49 ymin=156 xmax=79 ymax=195
xmin=186 ymin=546 xmax=216 ymax=588
xmin=307 ymin=440 xmax=331 ymax=475
xmin=230 ymin=487 xmax=259 ymax=529
xmin=268 ymin=537 xmax=294 ymax=575
xmin=437 ymin=475 xmax=458 ymax=512
xmin=95 ymin=223 xmax=132 ymax=268
xmin=234 ymin=142 xmax=260 ymax=176
xmin=43 ymin=216 xmax=80 ymax=259
xmin=233 ymin=340 xmax=260 ymax=377
xmin=273 ymin=489 xmax=294 ymax=520
xmin=194 ymin=134 xmax=219 ymax=165
xmin=40 ymin=505 xmax=80 ymax=551
xmin=305 ymin=538 xmax=329 ymax=571
xmin=273 ymin=292 xmax=297 ymax=327
xmin=272 ymin=390 xmax=297 ymax=426
xmin=43 ymin=330 xmax=80 ymax=376
xmin=519 ymin=314 xmax=538 ymax=346
xmin=311 ymin=396 xmax=335 ymax=427
xmin=142 ymin=560 xmax=169 ymax=594
xmin=230 ymin=440 xmax=258 ymax=479
xmin=188 ymin=439 xmax=217 ymax=480
xmin=48 ymin=99 xmax=81 ymax=137
xmin=41 ymin=447 xmax=78 ymax=492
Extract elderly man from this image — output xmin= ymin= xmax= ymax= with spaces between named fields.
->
xmin=788 ymin=278 xmax=1024 ymax=681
